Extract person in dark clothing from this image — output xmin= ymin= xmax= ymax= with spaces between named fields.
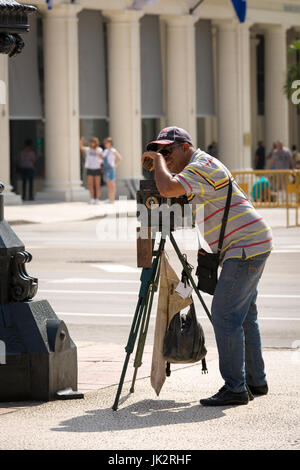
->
xmin=18 ymin=139 xmax=37 ymax=201
xmin=254 ymin=141 xmax=266 ymax=170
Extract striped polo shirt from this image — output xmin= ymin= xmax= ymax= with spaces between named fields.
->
xmin=174 ymin=149 xmax=273 ymax=264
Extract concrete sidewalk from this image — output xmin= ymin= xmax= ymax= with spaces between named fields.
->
xmin=4 ymin=199 xmax=137 ymax=225
xmin=3 ymin=198 xmax=298 ymax=228
xmin=0 ymin=348 xmax=299 ymax=450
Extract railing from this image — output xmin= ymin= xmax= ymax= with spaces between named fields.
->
xmin=231 ymin=170 xmax=300 ymax=228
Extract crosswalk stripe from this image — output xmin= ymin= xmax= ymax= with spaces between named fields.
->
xmin=38 ymin=289 xmax=300 ymax=299
xmin=56 ymin=312 xmax=300 ymax=321
xmin=46 ymin=279 xmax=140 ymax=284
xmin=90 ymin=264 xmax=140 ymax=273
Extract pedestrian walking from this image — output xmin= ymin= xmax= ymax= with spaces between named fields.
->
xmin=269 ymin=141 xmax=294 ymax=170
xmin=80 ymin=136 xmax=103 ymax=204
xmin=142 ymin=126 xmax=273 ymax=407
xmin=18 ymin=139 xmax=37 ymax=201
xmin=102 ymin=137 xmax=122 ymax=203
xmin=254 ymin=141 xmax=266 ymax=170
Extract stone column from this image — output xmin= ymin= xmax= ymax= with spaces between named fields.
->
xmin=0 ymin=54 xmax=21 ymax=204
xmin=37 ymin=4 xmax=88 ymax=201
xmin=162 ymin=15 xmax=197 ymax=146
xmin=250 ymin=32 xmax=260 ymax=164
xmin=103 ymin=9 xmax=143 ymax=181
xmin=264 ymin=25 xmax=289 ymax=152
xmin=203 ymin=25 xmax=217 ymax=151
xmin=216 ymin=20 xmax=252 ymax=170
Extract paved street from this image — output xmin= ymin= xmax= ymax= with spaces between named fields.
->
xmin=0 ymin=201 xmax=299 ymax=450
xmin=10 ymin=206 xmax=300 ymax=349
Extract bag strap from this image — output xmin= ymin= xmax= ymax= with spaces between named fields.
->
xmin=195 ymin=173 xmax=233 ymax=254
xmin=217 ymin=174 xmax=233 ymax=255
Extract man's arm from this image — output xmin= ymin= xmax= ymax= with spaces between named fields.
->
xmin=141 ymin=151 xmax=186 ymax=197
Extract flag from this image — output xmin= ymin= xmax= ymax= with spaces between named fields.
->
xmin=46 ymin=0 xmax=54 ymax=10
xmin=130 ymin=0 xmax=158 ymax=10
xmin=231 ymin=0 xmax=247 ymax=23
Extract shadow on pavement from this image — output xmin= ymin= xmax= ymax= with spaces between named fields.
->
xmin=51 ymin=398 xmax=228 ymax=433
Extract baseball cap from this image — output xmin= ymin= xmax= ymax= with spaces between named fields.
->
xmin=146 ymin=126 xmax=193 ymax=151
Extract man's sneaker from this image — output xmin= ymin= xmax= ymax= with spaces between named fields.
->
xmin=247 ymin=383 xmax=268 ymax=396
xmin=89 ymin=199 xmax=95 ymax=204
xmin=200 ymin=386 xmax=249 ymax=407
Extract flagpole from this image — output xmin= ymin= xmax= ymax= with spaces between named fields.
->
xmin=189 ymin=0 xmax=205 ymax=15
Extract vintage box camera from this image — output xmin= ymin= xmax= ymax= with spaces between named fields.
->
xmin=136 ymin=179 xmax=192 ymax=232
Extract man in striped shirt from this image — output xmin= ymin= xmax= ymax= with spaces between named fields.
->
xmin=142 ymin=126 xmax=273 ymax=407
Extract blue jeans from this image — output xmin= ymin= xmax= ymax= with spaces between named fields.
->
xmin=104 ymin=167 xmax=116 ymax=182
xmin=211 ymin=251 xmax=270 ymax=393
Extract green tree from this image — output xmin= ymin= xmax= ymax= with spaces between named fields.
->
xmin=284 ymin=39 xmax=300 ymax=107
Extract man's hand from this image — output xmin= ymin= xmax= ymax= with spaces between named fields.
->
xmin=141 ymin=151 xmax=186 ymax=197
xmin=141 ymin=151 xmax=162 ymax=171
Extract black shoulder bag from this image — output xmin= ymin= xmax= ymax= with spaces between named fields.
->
xmin=195 ymin=176 xmax=232 ymax=295
xmin=163 ymin=270 xmax=207 ymax=374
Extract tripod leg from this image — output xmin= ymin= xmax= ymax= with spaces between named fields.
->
xmin=130 ymin=255 xmax=161 ymax=393
xmin=112 ymin=235 xmax=165 ymax=410
xmin=112 ymin=297 xmax=144 ymax=411
xmin=169 ymin=232 xmax=212 ymax=324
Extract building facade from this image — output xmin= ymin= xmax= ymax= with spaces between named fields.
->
xmin=1 ymin=0 xmax=300 ymax=203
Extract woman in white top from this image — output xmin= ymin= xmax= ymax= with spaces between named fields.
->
xmin=80 ymin=136 xmax=103 ymax=204
xmin=102 ymin=137 xmax=122 ymax=203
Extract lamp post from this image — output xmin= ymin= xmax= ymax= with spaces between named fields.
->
xmin=0 ymin=1 xmax=83 ymax=401
xmin=0 ymin=0 xmax=36 ymax=56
